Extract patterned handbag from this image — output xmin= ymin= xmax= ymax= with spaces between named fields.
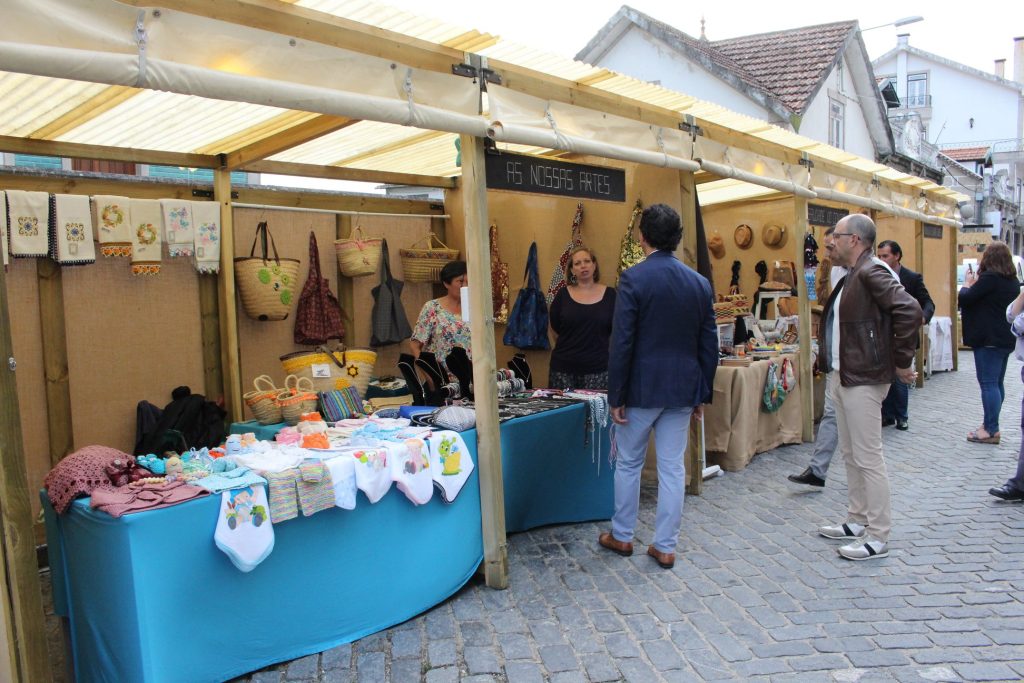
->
xmin=616 ymin=199 xmax=645 ymax=284
xmin=294 ymin=231 xmax=345 ymax=345
xmin=490 ymin=223 xmax=510 ymax=324
xmin=504 ymin=242 xmax=550 ymax=350
xmin=370 ymin=239 xmax=412 ymax=347
xmin=545 ymin=203 xmax=583 ymax=305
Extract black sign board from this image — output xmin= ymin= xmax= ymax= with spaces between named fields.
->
xmin=484 ymin=150 xmax=626 ymax=202
xmin=807 ymin=203 xmax=850 ymax=228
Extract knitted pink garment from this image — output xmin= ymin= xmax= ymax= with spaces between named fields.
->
xmin=44 ymin=445 xmax=136 ymax=514
xmin=89 ymin=480 xmax=209 ymax=517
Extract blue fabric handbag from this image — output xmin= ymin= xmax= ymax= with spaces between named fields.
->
xmin=503 ymin=242 xmax=550 ymax=350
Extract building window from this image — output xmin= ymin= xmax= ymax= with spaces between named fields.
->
xmin=907 ymin=73 xmax=929 ymax=107
xmin=836 ymin=60 xmax=844 ymax=93
xmin=829 ymin=99 xmax=845 ymax=148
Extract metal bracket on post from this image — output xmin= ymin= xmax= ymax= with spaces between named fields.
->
xmin=679 ymin=115 xmax=703 ymax=139
xmin=452 ymin=54 xmax=502 ymax=89
xmin=798 ymin=155 xmax=814 ymax=170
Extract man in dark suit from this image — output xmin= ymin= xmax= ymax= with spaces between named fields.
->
xmin=877 ymin=240 xmax=934 ymax=430
xmin=599 ymin=204 xmax=718 ymax=570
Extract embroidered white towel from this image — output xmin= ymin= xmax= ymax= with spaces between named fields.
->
xmin=50 ymin=194 xmax=96 ymax=266
xmin=129 ymin=199 xmax=163 ymax=275
xmin=190 ymin=201 xmax=221 ymax=273
xmin=214 ymin=485 xmax=275 ymax=573
xmin=6 ymin=190 xmax=50 ymax=257
xmin=388 ymin=439 xmax=433 ymax=506
xmin=1 ymin=191 xmax=8 ymax=268
xmin=160 ymin=199 xmax=194 ymax=258
xmin=92 ymin=195 xmax=132 ymax=257
xmin=427 ymin=431 xmax=474 ymax=503
xmin=351 ymin=447 xmax=392 ymax=504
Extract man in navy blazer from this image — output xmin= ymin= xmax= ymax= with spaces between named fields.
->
xmin=599 ymin=203 xmax=718 ymax=569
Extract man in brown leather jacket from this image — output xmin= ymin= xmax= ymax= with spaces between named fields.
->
xmin=816 ymin=214 xmax=922 ymax=560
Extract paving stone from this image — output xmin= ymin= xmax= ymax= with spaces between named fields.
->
xmin=603 ymin=632 xmax=642 ymax=659
xmin=498 ymin=633 xmax=534 ymax=661
xmin=423 ymin=667 xmax=459 ymax=683
xmin=427 ymin=640 xmax=457 ymax=668
xmin=464 ymin=646 xmax=502 ymax=675
xmin=873 ymin=633 xmax=933 ymax=649
xmin=952 ymin=662 xmax=1022 ymax=681
xmin=504 ymin=661 xmax=544 ymax=683
xmin=321 ymin=644 xmax=351 ymax=671
xmin=284 ymin=655 xmax=319 ymax=680
xmin=538 ymin=644 xmax=578 ymax=673
xmin=389 ymin=658 xmax=422 ymax=681
xmin=846 ymin=649 xmax=911 ymax=667
xmin=459 ymin=621 xmax=493 ymax=647
xmin=582 ymin=653 xmax=622 ymax=682
xmin=390 ymin=628 xmax=422 ymax=659
xmin=354 ymin=652 xmax=384 ymax=681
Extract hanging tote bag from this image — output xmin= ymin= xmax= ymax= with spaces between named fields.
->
xmin=399 ymin=232 xmax=459 ymax=283
xmin=616 ymin=199 xmax=646 ymax=284
xmin=334 ymin=225 xmax=382 ymax=277
xmin=280 ymin=345 xmax=378 ymax=397
xmin=370 ymin=239 xmax=413 ymax=347
xmin=545 ymin=203 xmax=584 ymax=304
xmin=234 ymin=221 xmax=301 ymax=321
xmin=490 ymin=223 xmax=510 ymax=324
xmin=294 ymin=231 xmax=346 ymax=345
xmin=504 ymin=242 xmax=550 ymax=350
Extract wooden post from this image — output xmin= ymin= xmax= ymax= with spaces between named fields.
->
xmin=679 ymin=170 xmax=703 ymax=495
xmin=793 ymin=197 xmax=814 ymax=442
xmin=214 ymin=169 xmax=243 ymax=422
xmin=950 ymin=223 xmax=959 ymax=372
xmin=336 ymin=214 xmax=355 ymax=347
xmin=459 ymin=134 xmax=508 ymax=589
xmin=197 ymin=274 xmax=224 ymax=403
xmin=914 ymin=220 xmax=926 ymax=388
xmin=0 ymin=260 xmax=52 ymax=682
xmin=36 ymin=259 xmax=74 ymax=466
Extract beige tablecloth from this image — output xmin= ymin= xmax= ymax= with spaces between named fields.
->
xmin=705 ymin=354 xmax=803 ymax=471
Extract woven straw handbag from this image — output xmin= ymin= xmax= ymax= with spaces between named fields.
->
xmin=243 ymin=375 xmax=283 ymax=425
xmin=276 ymin=375 xmax=319 ymax=426
xmin=399 ymin=232 xmax=459 ymax=283
xmin=335 ymin=225 xmax=382 ymax=278
xmin=234 ymin=221 xmax=300 ymax=321
xmin=279 ymin=345 xmax=377 ymax=397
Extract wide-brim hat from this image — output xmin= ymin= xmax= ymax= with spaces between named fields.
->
xmin=734 ymin=224 xmax=753 ymax=249
xmin=762 ymin=223 xmax=788 ymax=249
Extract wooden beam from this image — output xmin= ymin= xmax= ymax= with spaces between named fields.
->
xmin=197 ymin=274 xmax=225 ymax=405
xmin=794 ymin=197 xmax=814 ymax=442
xmin=223 ymin=115 xmax=358 ymax=170
xmin=915 ymin=220 xmax=925 ymax=388
xmin=459 ymin=134 xmax=508 ymax=589
xmin=330 ymin=131 xmax=447 ymax=168
xmin=28 ymin=86 xmax=140 ymax=139
xmin=679 ymin=170 xmax=702 ymax=495
xmin=234 ymin=187 xmax=443 ymax=216
xmin=0 ymin=172 xmax=209 ymax=199
xmin=214 ymin=170 xmax=243 ymax=423
xmin=0 ymin=135 xmax=217 ymax=169
xmin=243 ymin=159 xmax=457 ymax=189
xmin=0 ymin=233 xmax=51 ymax=683
xmin=36 ymin=260 xmax=74 ymax=466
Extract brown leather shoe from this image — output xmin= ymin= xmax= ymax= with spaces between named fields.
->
xmin=598 ymin=532 xmax=633 ymax=557
xmin=646 ymin=545 xmax=675 ymax=569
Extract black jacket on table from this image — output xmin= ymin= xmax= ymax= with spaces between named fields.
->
xmin=958 ymin=271 xmax=1019 ymax=350
xmin=896 ymin=265 xmax=935 ymax=324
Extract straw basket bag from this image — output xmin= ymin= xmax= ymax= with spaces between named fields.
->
xmin=277 ymin=375 xmax=319 ymax=426
xmin=279 ymin=345 xmax=377 ymax=397
xmin=399 ymin=232 xmax=459 ymax=283
xmin=335 ymin=226 xmax=382 ymax=277
xmin=234 ymin=221 xmax=301 ymax=321
xmin=243 ymin=375 xmax=283 ymax=425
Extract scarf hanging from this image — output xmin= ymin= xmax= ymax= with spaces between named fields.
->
xmin=190 ymin=201 xmax=221 ymax=274
xmin=6 ymin=190 xmax=50 ymax=257
xmin=129 ymin=199 xmax=163 ymax=275
xmin=1 ymin=191 xmax=9 ymax=268
xmin=49 ymin=194 xmax=96 ymax=266
xmin=160 ymin=199 xmax=194 ymax=258
xmin=92 ymin=195 xmax=132 ymax=257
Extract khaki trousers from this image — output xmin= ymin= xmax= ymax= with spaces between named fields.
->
xmin=828 ymin=372 xmax=892 ymax=542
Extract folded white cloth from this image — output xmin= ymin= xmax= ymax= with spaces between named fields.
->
xmin=92 ymin=195 xmax=132 ymax=257
xmin=160 ymin=199 xmax=194 ymax=258
xmin=324 ymin=454 xmax=357 ymax=510
xmin=388 ymin=438 xmax=433 ymax=505
xmin=351 ymin=447 xmax=392 ymax=503
xmin=427 ymin=431 xmax=474 ymax=503
xmin=6 ymin=190 xmax=50 ymax=257
xmin=50 ymin=194 xmax=96 ymax=265
xmin=129 ymin=199 xmax=163 ymax=275
xmin=1 ymin=191 xmax=9 ymax=268
xmin=190 ymin=201 xmax=221 ymax=273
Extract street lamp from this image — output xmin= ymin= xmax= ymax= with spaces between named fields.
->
xmin=860 ymin=16 xmax=924 ymax=32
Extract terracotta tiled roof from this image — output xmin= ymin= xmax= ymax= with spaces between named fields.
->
xmin=710 ymin=21 xmax=857 ymax=113
xmin=941 ymin=146 xmax=988 ymax=162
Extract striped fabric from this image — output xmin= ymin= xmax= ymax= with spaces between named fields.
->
xmin=319 ymin=387 xmax=366 ymax=422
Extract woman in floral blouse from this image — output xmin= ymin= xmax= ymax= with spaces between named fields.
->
xmin=411 ymin=260 xmax=471 ymax=364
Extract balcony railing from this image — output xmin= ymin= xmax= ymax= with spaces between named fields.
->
xmin=905 ymin=93 xmax=931 ymax=108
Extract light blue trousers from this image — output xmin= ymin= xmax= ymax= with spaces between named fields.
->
xmin=808 ymin=394 xmax=839 ymax=480
xmin=611 ymin=406 xmax=693 ymax=553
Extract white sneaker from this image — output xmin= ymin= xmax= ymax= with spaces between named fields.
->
xmin=818 ymin=522 xmax=867 ymax=540
xmin=838 ymin=537 xmax=888 ymax=561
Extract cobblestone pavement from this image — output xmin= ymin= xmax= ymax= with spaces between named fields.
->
xmin=46 ymin=352 xmax=1024 ymax=682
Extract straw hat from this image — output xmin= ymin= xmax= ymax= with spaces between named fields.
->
xmin=708 ymin=232 xmax=725 ymax=259
xmin=762 ymin=223 xmax=788 ymax=249
xmin=734 ymin=224 xmax=753 ymax=249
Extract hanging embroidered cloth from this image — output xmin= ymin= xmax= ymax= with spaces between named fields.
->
xmin=6 ymin=190 xmax=50 ymax=257
xmin=545 ymin=203 xmax=583 ymax=305
xmin=49 ymin=194 xmax=96 ymax=266
xmin=92 ymin=194 xmax=132 ymax=257
xmin=190 ymin=201 xmax=221 ymax=274
xmin=160 ymin=199 xmax=195 ymax=258
xmin=129 ymin=199 xmax=163 ymax=275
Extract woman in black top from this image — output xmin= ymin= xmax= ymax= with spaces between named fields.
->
xmin=959 ymin=241 xmax=1021 ymax=444
xmin=548 ymin=246 xmax=616 ymax=389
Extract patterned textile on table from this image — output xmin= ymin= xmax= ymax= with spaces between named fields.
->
xmin=129 ymin=199 xmax=163 ymax=275
xmin=263 ymin=460 xmax=335 ymax=523
xmin=49 ymin=194 xmax=96 ymax=265
xmin=92 ymin=194 xmax=133 ymax=257
xmin=6 ymin=190 xmax=50 ymax=257
xmin=44 ymin=445 xmax=140 ymax=514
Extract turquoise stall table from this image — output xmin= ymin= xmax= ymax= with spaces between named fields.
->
xmin=43 ymin=402 xmax=611 ymax=682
